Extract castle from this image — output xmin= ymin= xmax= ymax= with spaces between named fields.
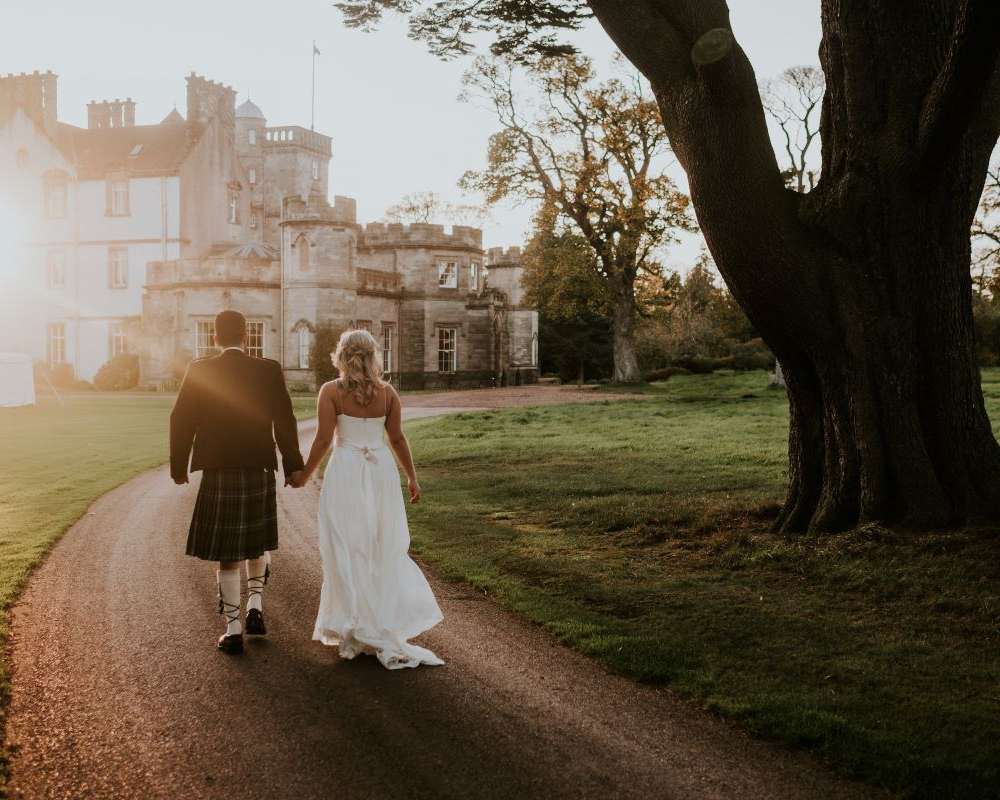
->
xmin=0 ymin=70 xmax=538 ymax=389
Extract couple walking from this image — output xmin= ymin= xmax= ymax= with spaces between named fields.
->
xmin=169 ymin=310 xmax=444 ymax=670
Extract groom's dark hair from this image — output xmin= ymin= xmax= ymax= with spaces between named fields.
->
xmin=215 ymin=310 xmax=247 ymax=347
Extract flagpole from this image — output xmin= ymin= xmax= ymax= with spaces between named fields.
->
xmin=311 ymin=40 xmax=316 ymax=131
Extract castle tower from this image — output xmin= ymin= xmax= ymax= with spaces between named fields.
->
xmin=236 ymin=98 xmax=266 ymax=237
xmin=185 ymin=73 xmax=236 ymax=134
xmin=487 ymin=246 xmax=539 ymax=384
xmin=280 ymin=193 xmax=361 ymax=382
xmin=0 ymin=70 xmax=58 ymax=138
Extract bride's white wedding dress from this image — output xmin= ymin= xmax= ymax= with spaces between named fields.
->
xmin=312 ymin=412 xmax=444 ymax=669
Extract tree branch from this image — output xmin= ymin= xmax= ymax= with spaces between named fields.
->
xmin=917 ymin=0 xmax=1000 ymax=171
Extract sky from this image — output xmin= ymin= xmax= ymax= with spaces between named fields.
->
xmin=1 ymin=1 xmax=822 ymax=271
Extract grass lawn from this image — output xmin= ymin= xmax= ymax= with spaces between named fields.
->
xmin=0 ymin=391 xmax=316 ymax=780
xmin=404 ymin=370 xmax=1000 ymax=799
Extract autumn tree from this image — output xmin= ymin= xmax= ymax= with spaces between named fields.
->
xmin=460 ymin=54 xmax=695 ymax=383
xmin=337 ymin=1 xmax=1000 ymax=532
xmin=521 ymin=203 xmax=615 ymax=382
xmin=383 ymin=191 xmax=486 ymax=226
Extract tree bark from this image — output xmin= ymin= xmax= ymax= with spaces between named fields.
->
xmin=590 ymin=0 xmax=1000 ymax=531
xmin=611 ymin=287 xmax=642 ymax=383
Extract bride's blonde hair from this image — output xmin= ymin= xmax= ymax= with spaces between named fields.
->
xmin=333 ymin=328 xmax=384 ymax=406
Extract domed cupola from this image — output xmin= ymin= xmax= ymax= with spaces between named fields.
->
xmin=236 ymin=98 xmax=265 ymax=121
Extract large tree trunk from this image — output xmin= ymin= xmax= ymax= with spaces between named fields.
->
xmin=611 ymin=291 xmax=642 ymax=383
xmin=591 ymin=0 xmax=1000 ymax=530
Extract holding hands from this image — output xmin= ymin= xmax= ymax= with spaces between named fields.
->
xmin=286 ymin=470 xmax=309 ymax=489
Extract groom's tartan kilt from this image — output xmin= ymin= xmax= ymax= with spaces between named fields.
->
xmin=185 ymin=468 xmax=278 ymax=561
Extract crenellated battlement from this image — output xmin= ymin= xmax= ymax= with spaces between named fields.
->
xmin=264 ymin=125 xmax=332 ymax=156
xmin=362 ymin=222 xmax=483 ymax=251
xmin=487 ymin=246 xmax=522 ymax=265
xmin=186 ymin=72 xmax=236 ymax=130
xmin=0 ymin=69 xmax=58 ymax=136
xmin=282 ymin=193 xmax=357 ymax=225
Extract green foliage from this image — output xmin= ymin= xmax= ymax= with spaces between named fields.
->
xmin=405 ymin=372 xmax=1000 ymax=797
xmin=335 ymin=0 xmax=592 ymax=61
xmin=635 ymin=251 xmax=768 ymax=373
xmin=93 ymin=353 xmax=140 ymax=392
xmin=309 ymin=323 xmax=343 ymax=387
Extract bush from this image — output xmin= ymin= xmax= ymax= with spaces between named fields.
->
xmin=309 ymin=323 xmax=343 ymax=387
xmin=93 ymin=353 xmax=140 ymax=391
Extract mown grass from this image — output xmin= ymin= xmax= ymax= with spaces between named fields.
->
xmin=405 ymin=370 xmax=1000 ymax=799
xmin=0 ymin=392 xmax=315 ymax=787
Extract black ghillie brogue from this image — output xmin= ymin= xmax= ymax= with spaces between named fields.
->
xmin=245 ymin=608 xmax=267 ymax=636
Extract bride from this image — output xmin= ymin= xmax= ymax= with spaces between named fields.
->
xmin=292 ymin=329 xmax=444 ymax=669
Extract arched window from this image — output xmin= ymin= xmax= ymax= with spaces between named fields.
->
xmin=294 ymin=235 xmax=310 ymax=272
xmin=293 ymin=320 xmax=314 ymax=368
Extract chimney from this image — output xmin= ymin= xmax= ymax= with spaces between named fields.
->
xmin=87 ymin=98 xmax=137 ymax=129
xmin=0 ymin=70 xmax=58 ymax=137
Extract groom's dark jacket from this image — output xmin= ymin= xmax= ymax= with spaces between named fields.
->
xmin=170 ymin=349 xmax=305 ymax=482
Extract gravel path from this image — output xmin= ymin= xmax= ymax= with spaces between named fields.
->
xmin=6 ymin=393 xmax=879 ymax=800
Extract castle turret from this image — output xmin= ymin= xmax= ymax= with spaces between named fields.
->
xmin=487 ymin=246 xmax=538 ymax=383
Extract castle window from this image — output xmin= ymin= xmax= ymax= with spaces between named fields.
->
xmin=44 ymin=176 xmax=67 ymax=219
xmin=250 ymin=213 xmax=258 ymax=229
xmin=382 ymin=323 xmax=395 ymax=374
xmin=295 ymin=235 xmax=310 ymax=271
xmin=437 ymin=327 xmax=457 ymax=373
xmin=311 ymin=159 xmax=320 ymax=181
xmin=249 ymin=168 xmax=256 ymax=185
xmin=437 ymin=262 xmax=457 ymax=289
xmin=469 ymin=262 xmax=480 ymax=291
xmin=108 ymin=247 xmax=129 ymax=289
xmin=531 ymin=333 xmax=538 ymax=366
xmin=246 ymin=320 xmax=265 ymax=358
xmin=108 ymin=179 xmax=130 ymax=216
xmin=228 ymin=190 xmax=239 ymax=224
xmin=110 ymin=321 xmax=128 ymax=357
xmin=248 ymin=128 xmax=256 ymax=146
xmin=194 ymin=320 xmax=216 ymax=358
xmin=47 ymin=249 xmax=66 ymax=289
xmin=298 ymin=326 xmax=313 ymax=369
xmin=48 ymin=323 xmax=66 ymax=365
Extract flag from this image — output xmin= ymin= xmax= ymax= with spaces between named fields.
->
xmin=313 ymin=42 xmax=321 ymax=56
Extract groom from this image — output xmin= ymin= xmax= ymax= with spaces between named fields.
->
xmin=170 ymin=310 xmax=305 ymax=654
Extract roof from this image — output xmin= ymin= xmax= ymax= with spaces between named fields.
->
xmin=160 ymin=108 xmax=184 ymax=124
xmin=53 ymin=121 xmax=193 ymax=179
xmin=220 ymin=241 xmax=280 ymax=261
xmin=236 ymin=99 xmax=264 ymax=120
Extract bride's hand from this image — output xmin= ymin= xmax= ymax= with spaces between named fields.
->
xmin=407 ymin=478 xmax=422 ymax=504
